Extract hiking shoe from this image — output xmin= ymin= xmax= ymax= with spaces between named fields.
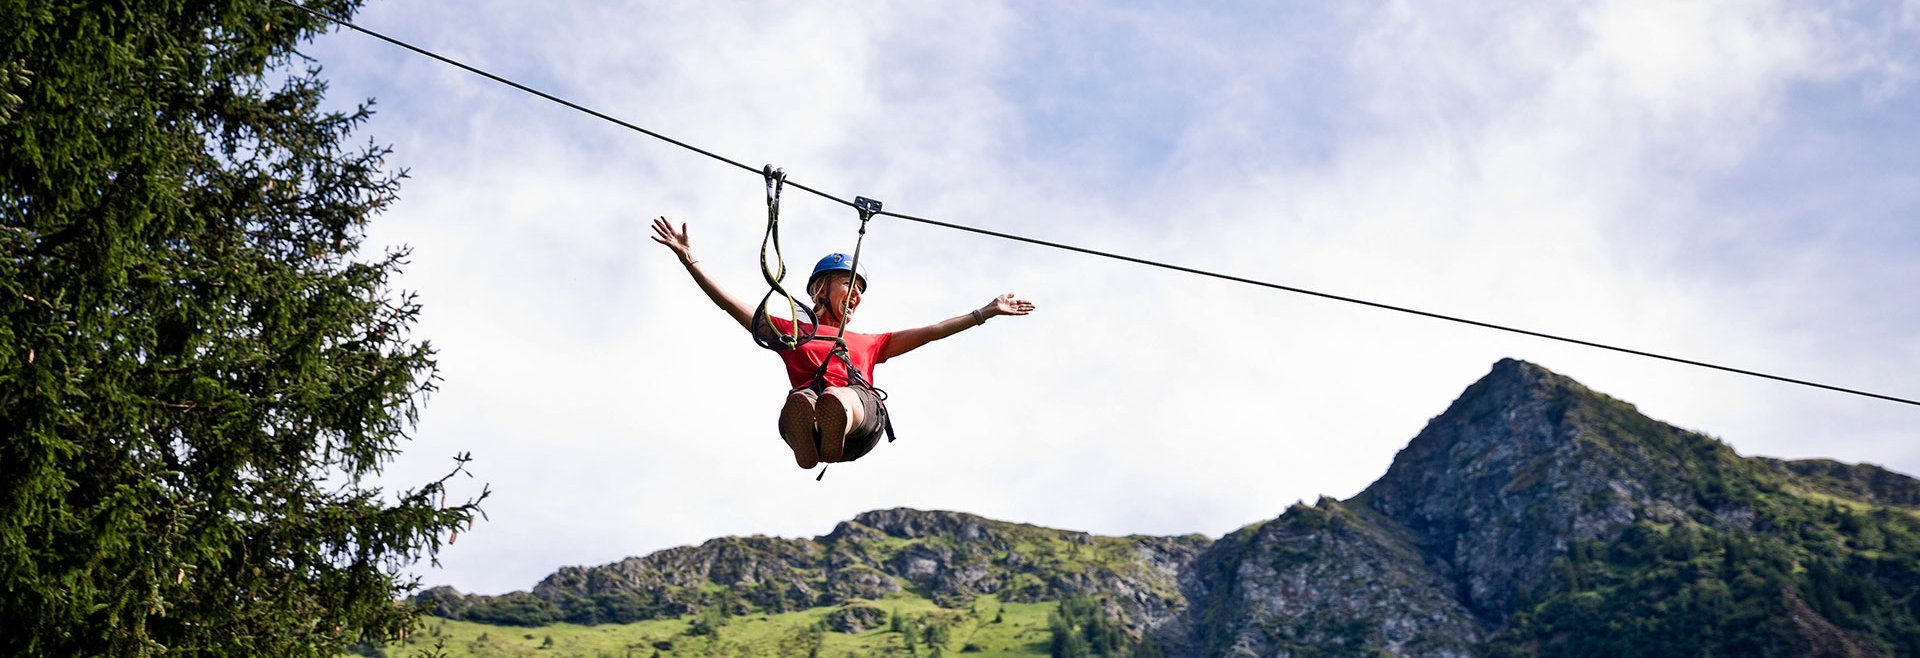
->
xmin=780 ymin=391 xmax=818 ymax=469
xmin=816 ymin=391 xmax=850 ymax=463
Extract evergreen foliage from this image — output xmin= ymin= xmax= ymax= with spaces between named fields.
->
xmin=1047 ymin=597 xmax=1158 ymax=658
xmin=0 ymin=0 xmax=484 ymax=655
xmin=463 ymin=592 xmax=562 ymax=628
xmin=685 ymin=603 xmax=729 ymax=637
xmin=1491 ymin=465 xmax=1920 ymax=656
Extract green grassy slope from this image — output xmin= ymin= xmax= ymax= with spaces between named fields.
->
xmin=376 ymin=595 xmax=1057 ymax=658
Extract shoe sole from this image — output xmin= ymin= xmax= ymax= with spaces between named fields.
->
xmin=817 ymin=392 xmax=849 ymax=463
xmin=780 ymin=393 xmax=818 ymax=469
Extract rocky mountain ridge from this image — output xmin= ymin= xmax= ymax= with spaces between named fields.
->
xmin=421 ymin=507 xmax=1208 ymax=633
xmin=423 ymin=359 xmax=1920 ymax=657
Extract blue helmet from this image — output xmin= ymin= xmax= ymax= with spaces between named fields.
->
xmin=808 ymin=253 xmax=869 ymax=292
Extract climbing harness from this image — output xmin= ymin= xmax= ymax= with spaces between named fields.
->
xmin=747 ymin=168 xmax=899 ymax=479
xmin=792 ymin=336 xmax=898 ymax=481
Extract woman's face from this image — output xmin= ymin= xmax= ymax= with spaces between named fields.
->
xmin=814 ymin=272 xmax=863 ymax=320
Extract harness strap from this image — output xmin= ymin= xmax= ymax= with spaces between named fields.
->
xmin=832 ymin=197 xmax=883 ymax=341
xmin=751 ymin=165 xmax=816 ymax=351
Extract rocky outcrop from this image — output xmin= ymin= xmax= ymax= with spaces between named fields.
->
xmin=526 ymin=535 xmax=823 ymax=619
xmin=1163 ymin=499 xmax=1480 ymax=657
xmin=823 ymin=602 xmax=889 ymax=634
xmin=819 ymin=509 xmax=1207 ymax=630
xmin=424 ymin=507 xmax=1206 ymax=629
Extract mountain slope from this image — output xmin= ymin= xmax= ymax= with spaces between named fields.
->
xmin=1163 ymin=359 xmax=1920 ymax=656
xmin=408 ymin=359 xmax=1920 ymax=658
xmin=1162 ymin=497 xmax=1481 ymax=657
xmin=421 ymin=508 xmax=1207 ymax=633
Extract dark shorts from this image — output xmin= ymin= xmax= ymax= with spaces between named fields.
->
xmin=782 ymin=386 xmax=888 ymax=462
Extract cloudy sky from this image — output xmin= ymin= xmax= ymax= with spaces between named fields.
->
xmin=298 ymin=0 xmax=1920 ymax=595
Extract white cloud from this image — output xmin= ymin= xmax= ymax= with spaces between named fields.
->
xmin=300 ymin=0 xmax=1920 ymax=594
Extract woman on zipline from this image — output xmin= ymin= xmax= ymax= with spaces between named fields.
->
xmin=651 ymin=216 xmax=1036 ymax=468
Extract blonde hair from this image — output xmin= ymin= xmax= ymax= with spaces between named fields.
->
xmin=808 ymin=272 xmax=855 ymax=320
xmin=809 ymin=280 xmax=831 ymax=312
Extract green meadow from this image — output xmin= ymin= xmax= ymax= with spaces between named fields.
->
xmin=377 ymin=595 xmax=1057 ymax=658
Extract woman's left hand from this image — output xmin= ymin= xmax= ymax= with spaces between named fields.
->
xmin=987 ymin=293 xmax=1035 ymax=318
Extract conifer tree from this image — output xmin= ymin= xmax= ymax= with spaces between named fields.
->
xmin=1 ymin=1 xmax=484 ymax=655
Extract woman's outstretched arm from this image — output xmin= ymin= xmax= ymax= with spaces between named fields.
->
xmin=651 ymin=216 xmax=752 ymax=330
xmin=881 ymin=293 xmax=1035 ymax=361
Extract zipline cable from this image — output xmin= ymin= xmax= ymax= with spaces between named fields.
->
xmin=278 ymin=0 xmax=1920 ymax=409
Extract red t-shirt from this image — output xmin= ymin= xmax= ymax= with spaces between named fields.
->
xmin=767 ymin=316 xmax=894 ymax=389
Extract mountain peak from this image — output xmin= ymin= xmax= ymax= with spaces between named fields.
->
xmin=1380 ymin=359 xmax=1640 ymax=466
xmin=1358 ymin=359 xmax=1742 ymax=620
xmin=1464 ymin=358 xmax=1598 ymax=412
xmin=842 ymin=508 xmax=1000 ymax=540
xmin=1486 ymin=356 xmax=1547 ymax=380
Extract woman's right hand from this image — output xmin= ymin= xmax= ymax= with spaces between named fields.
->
xmin=650 ymin=216 xmax=695 ymax=265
